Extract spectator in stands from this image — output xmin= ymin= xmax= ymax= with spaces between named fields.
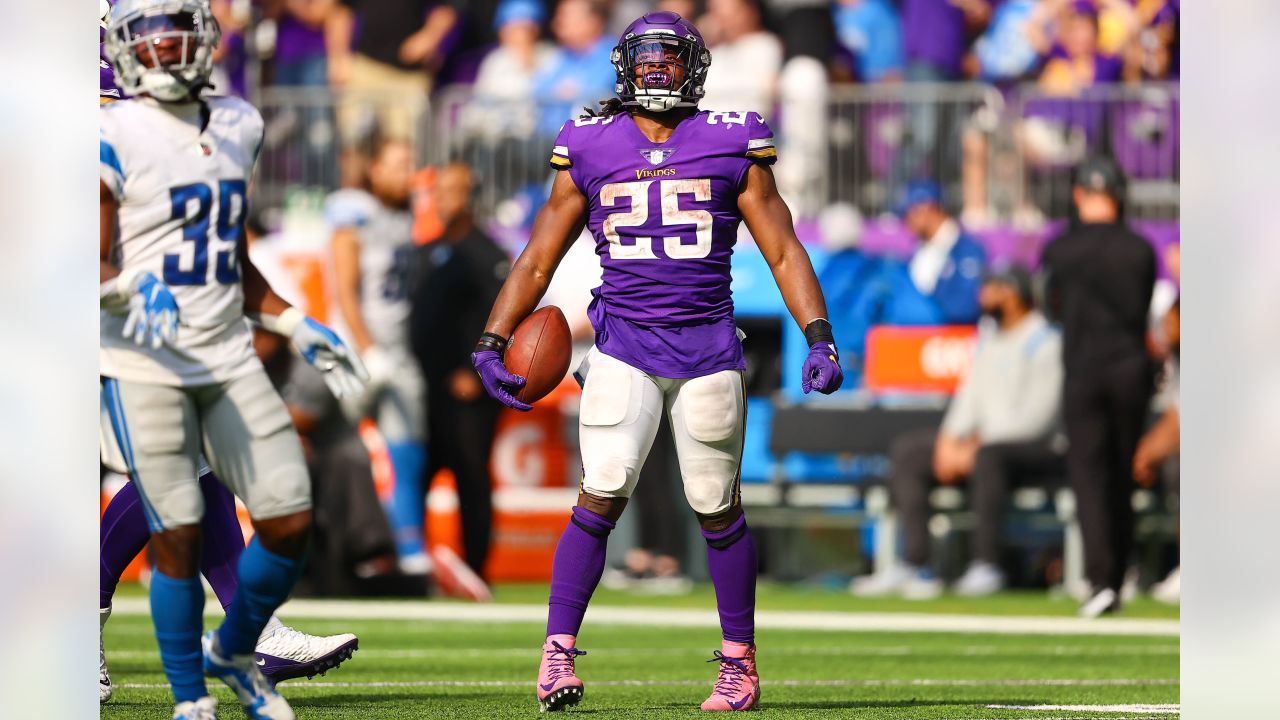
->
xmin=1123 ymin=0 xmax=1178 ymax=82
xmin=1025 ymin=0 xmax=1129 ymax=97
xmin=267 ymin=0 xmax=338 ymax=86
xmin=893 ymin=0 xmax=990 ymax=201
xmin=899 ymin=180 xmax=987 ymax=325
xmin=852 ymin=266 xmax=1064 ymax=599
xmin=210 ymin=0 xmax=249 ymax=97
xmin=698 ymin=0 xmax=783 ymax=115
xmin=328 ymin=0 xmax=459 ymax=142
xmin=973 ymin=0 xmax=1039 ymax=83
xmin=1133 ymin=298 xmax=1179 ymax=604
xmin=468 ymin=0 xmax=556 ymax=139
xmin=408 ymin=163 xmax=511 ymax=580
xmin=832 ymin=0 xmax=904 ymax=84
xmin=531 ymin=0 xmax=616 ymax=137
xmin=1041 ymin=156 xmax=1156 ymax=618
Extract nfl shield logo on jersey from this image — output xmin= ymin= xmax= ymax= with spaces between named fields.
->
xmin=639 ymin=148 xmax=675 ymax=166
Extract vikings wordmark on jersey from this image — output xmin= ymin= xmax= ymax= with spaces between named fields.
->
xmin=548 ymin=110 xmax=777 ymax=379
xmin=100 ymin=96 xmax=265 ymax=386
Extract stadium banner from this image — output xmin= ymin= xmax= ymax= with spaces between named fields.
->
xmin=864 ymin=326 xmax=978 ymax=393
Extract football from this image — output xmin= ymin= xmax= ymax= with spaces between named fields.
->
xmin=504 ymin=305 xmax=573 ymax=405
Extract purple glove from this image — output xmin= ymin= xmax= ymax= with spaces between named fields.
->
xmin=802 ymin=341 xmax=844 ymax=395
xmin=471 ymin=350 xmax=533 ymax=411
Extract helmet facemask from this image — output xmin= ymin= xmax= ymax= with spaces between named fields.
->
xmin=104 ymin=1 xmax=220 ymax=103
xmin=613 ymin=33 xmax=710 ymax=112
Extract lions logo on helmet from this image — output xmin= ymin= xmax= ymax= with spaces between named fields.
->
xmin=103 ymin=0 xmax=221 ymax=103
xmin=612 ymin=12 xmax=711 ymax=113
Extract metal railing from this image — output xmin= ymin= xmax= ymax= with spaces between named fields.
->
xmin=1010 ymin=83 xmax=1179 ymax=220
xmin=251 ymin=82 xmax=1178 ymax=224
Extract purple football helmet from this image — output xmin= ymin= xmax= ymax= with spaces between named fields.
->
xmin=611 ymin=11 xmax=711 ymax=112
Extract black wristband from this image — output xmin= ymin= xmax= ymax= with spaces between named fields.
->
xmin=475 ymin=332 xmax=508 ymax=355
xmin=804 ymin=318 xmax=835 ymax=347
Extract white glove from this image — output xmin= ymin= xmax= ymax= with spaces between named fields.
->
xmin=361 ymin=345 xmax=399 ymax=392
xmin=256 ymin=308 xmax=370 ymax=399
xmin=121 ymin=272 xmax=179 ymax=349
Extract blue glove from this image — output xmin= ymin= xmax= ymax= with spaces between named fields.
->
xmin=122 ymin=272 xmax=179 ymax=349
xmin=471 ymin=349 xmax=532 ymax=411
xmin=289 ymin=316 xmax=370 ymax=399
xmin=801 ymin=318 xmax=844 ymax=395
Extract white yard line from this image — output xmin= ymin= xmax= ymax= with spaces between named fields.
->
xmin=986 ymin=704 xmax=1180 ymax=715
xmin=119 ymin=677 xmax=1178 ymax=690
xmin=110 ymin=598 xmax=1180 ymax=637
xmin=104 ymin=644 xmax=1178 ymax=660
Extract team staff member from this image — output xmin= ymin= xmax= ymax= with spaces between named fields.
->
xmin=408 ymin=163 xmax=511 ymax=580
xmin=1041 ymin=156 xmax=1156 ymax=618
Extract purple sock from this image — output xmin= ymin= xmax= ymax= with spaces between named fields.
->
xmin=702 ymin=514 xmax=758 ymax=645
xmin=198 ymin=471 xmax=246 ymax=611
xmin=546 ymin=506 xmax=614 ymax=638
xmin=100 ymin=482 xmax=153 ymax=609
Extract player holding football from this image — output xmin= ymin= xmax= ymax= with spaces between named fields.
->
xmin=96 ymin=0 xmax=359 ymax=707
xmin=471 ymin=12 xmax=843 ymax=713
xmin=100 ymin=1 xmax=367 ymax=718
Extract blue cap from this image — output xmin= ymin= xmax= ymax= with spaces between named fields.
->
xmin=894 ymin=179 xmax=943 ymax=217
xmin=494 ymin=0 xmax=545 ymax=29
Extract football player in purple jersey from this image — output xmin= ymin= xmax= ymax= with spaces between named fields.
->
xmin=471 ymin=11 xmax=843 ymax=713
xmin=96 ymin=1 xmax=358 ymax=705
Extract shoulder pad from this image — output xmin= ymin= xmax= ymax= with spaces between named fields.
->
xmin=325 ymin=189 xmax=378 ymax=228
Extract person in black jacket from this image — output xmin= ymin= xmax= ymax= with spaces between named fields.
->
xmin=1040 ymin=156 xmax=1156 ymax=618
xmin=408 ymin=162 xmax=511 ymax=578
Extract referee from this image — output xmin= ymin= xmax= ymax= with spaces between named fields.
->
xmin=1041 ymin=157 xmax=1156 ymax=617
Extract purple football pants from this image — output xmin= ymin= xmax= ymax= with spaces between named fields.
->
xmin=100 ymin=470 xmax=245 ymax=610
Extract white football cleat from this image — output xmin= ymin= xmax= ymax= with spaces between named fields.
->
xmin=1150 ymin=566 xmax=1180 ymax=604
xmin=203 ymin=631 xmax=296 ymax=720
xmin=173 ymin=696 xmax=218 ymax=719
xmin=100 ymin=605 xmax=113 ymax=704
xmin=849 ymin=564 xmax=914 ymax=598
xmin=255 ymin=616 xmax=359 ymax=681
xmin=1079 ymin=587 xmax=1121 ymax=618
xmin=953 ymin=561 xmax=1006 ymax=597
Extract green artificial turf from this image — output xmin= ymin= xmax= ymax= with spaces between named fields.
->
xmin=102 ymin=584 xmax=1179 ymax=719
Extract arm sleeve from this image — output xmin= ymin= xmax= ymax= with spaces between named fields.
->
xmin=549 ymin=121 xmax=573 ymax=169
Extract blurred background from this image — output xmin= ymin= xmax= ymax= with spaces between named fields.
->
xmin=101 ymin=0 xmax=1181 ymax=607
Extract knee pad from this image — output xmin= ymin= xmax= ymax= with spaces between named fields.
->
xmin=679 ymin=373 xmax=740 ymax=443
xmin=681 ymin=457 xmax=736 ymax=516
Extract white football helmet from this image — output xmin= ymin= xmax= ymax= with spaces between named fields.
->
xmin=103 ymin=0 xmax=220 ymax=102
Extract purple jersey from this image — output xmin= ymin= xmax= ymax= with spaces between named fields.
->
xmin=550 ymin=110 xmax=777 ymax=378
xmin=100 ymin=45 xmax=123 ymax=102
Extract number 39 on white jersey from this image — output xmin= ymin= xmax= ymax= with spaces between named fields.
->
xmin=100 ymin=95 xmax=263 ymax=386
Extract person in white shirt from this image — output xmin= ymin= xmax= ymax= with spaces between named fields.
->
xmin=852 ymin=266 xmax=1065 ymax=599
xmin=697 ymin=0 xmax=783 ymax=116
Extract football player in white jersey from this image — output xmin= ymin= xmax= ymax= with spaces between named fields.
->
xmin=100 ymin=2 xmax=367 ymax=718
xmin=328 ymin=140 xmax=431 ymax=574
xmin=96 ymin=3 xmax=361 ymax=708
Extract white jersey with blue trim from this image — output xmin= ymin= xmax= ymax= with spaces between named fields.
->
xmin=100 ymin=95 xmax=264 ymax=386
xmin=325 ymin=188 xmax=416 ymax=351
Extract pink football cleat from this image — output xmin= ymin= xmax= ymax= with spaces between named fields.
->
xmin=537 ymin=634 xmax=586 ymax=712
xmin=700 ymin=641 xmax=760 ymax=711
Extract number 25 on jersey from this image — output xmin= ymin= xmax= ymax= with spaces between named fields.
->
xmin=601 ymin=179 xmax=712 ymax=260
xmin=164 ymin=179 xmax=246 ymax=286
